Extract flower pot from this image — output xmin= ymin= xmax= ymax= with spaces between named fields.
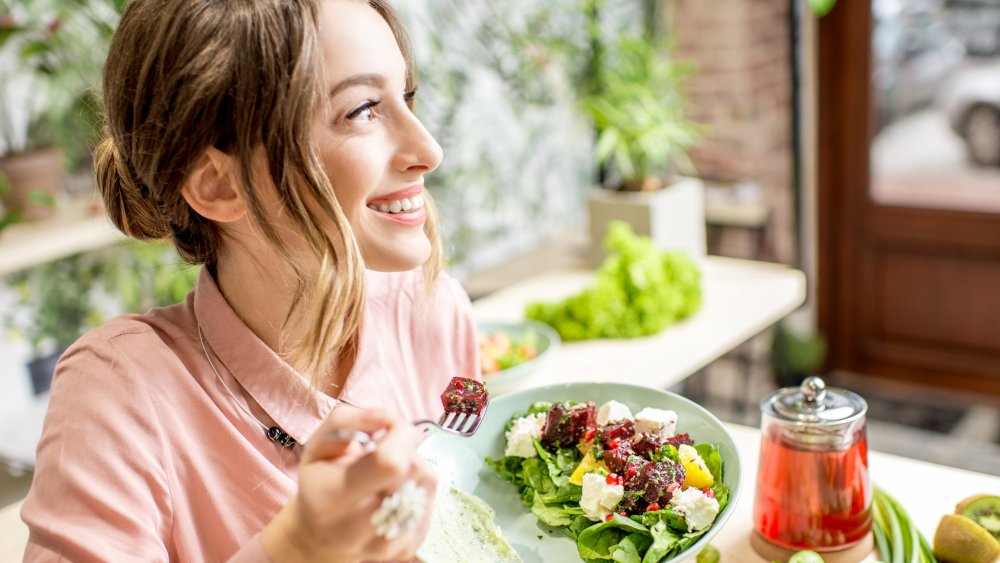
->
xmin=0 ymin=147 xmax=63 ymax=221
xmin=587 ymin=176 xmax=706 ymax=265
xmin=27 ymin=348 xmax=64 ymax=395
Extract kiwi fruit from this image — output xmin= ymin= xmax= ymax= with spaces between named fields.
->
xmin=959 ymin=495 xmax=1000 ymax=541
xmin=934 ymin=514 xmax=1000 ymax=563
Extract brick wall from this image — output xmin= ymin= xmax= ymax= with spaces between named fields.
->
xmin=668 ymin=0 xmax=796 ymax=264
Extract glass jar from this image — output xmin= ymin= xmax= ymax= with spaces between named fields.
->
xmin=753 ymin=376 xmax=872 ymax=552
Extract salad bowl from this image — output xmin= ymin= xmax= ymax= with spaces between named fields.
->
xmin=477 ymin=319 xmax=561 ymax=395
xmin=417 ymin=381 xmax=742 ymax=563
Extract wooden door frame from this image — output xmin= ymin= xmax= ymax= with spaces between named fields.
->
xmin=816 ymin=0 xmax=872 ymax=380
xmin=817 ymin=1 xmax=1000 ymax=395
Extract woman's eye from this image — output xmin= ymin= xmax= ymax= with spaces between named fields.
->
xmin=346 ymin=99 xmax=381 ymax=121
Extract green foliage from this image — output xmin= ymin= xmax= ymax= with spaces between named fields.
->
xmin=3 ymin=252 xmax=105 ymax=356
xmin=0 ymin=172 xmax=22 ymax=235
xmin=100 ymin=241 xmax=201 ymax=314
xmin=526 ymin=221 xmax=702 ymax=341
xmin=2 ymin=242 xmax=199 ymax=358
xmin=581 ymin=36 xmax=701 ymax=186
xmin=0 ymin=0 xmax=122 ymax=167
xmin=769 ymin=320 xmax=827 ymax=388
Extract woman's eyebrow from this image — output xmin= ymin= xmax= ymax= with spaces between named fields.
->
xmin=329 ymin=73 xmax=386 ymax=97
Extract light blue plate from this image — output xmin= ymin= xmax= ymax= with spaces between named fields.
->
xmin=478 ymin=319 xmax=561 ymax=395
xmin=418 ymin=381 xmax=743 ymax=563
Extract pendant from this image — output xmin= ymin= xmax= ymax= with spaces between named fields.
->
xmin=266 ymin=426 xmax=297 ymax=448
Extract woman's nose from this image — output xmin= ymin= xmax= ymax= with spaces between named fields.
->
xmin=393 ymin=111 xmax=443 ymax=174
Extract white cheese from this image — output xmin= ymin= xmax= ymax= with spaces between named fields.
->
xmin=668 ymin=486 xmax=720 ymax=532
xmin=596 ymin=400 xmax=634 ymax=426
xmin=503 ymin=413 xmax=546 ymax=458
xmin=634 ymin=408 xmax=678 ymax=438
xmin=579 ymin=472 xmax=625 ymax=522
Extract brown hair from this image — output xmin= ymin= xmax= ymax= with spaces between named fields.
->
xmin=94 ymin=0 xmax=442 ymax=383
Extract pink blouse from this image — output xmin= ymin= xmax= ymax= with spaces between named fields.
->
xmin=20 ymin=267 xmax=480 ymax=561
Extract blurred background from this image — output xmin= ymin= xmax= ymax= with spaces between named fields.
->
xmin=1 ymin=0 xmax=999 ymax=507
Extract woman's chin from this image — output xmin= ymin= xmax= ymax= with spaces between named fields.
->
xmin=361 ymin=238 xmax=432 ymax=273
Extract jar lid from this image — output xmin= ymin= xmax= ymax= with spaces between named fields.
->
xmin=763 ymin=376 xmax=867 ymax=425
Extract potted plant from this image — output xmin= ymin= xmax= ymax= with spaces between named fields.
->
xmin=0 ymin=0 xmax=121 ymax=219
xmin=581 ymin=32 xmax=706 ymax=264
xmin=769 ymin=318 xmax=827 ymax=389
xmin=3 ymin=252 xmax=105 ymax=394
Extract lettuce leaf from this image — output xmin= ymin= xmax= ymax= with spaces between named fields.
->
xmin=577 ymin=515 xmax=650 ymax=560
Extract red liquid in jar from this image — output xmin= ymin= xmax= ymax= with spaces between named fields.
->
xmin=753 ymin=426 xmax=872 ymax=551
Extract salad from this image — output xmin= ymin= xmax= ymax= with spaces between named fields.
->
xmin=479 ymin=330 xmax=539 ymax=375
xmin=486 ymin=399 xmax=729 ymax=562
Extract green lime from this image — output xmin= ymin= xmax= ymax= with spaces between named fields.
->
xmin=695 ymin=544 xmax=720 ymax=563
xmin=788 ymin=550 xmax=825 ymax=563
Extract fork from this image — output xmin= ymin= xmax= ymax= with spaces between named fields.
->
xmin=325 ymin=397 xmax=489 ymax=445
xmin=412 ymin=402 xmax=490 ymax=437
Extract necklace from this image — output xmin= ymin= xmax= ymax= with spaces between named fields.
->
xmin=198 ymin=325 xmax=299 ymax=449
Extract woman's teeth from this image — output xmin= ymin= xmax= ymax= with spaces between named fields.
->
xmin=368 ymin=194 xmax=424 ymax=214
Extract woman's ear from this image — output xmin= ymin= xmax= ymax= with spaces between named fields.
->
xmin=181 ymin=147 xmax=247 ymax=223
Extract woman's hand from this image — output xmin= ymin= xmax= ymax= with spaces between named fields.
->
xmin=260 ymin=405 xmax=437 ymax=563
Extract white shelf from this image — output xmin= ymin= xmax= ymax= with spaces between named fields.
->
xmin=0 ymin=198 xmax=124 ymax=277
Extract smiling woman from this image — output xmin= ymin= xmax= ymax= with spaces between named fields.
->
xmin=19 ymin=1 xmax=480 ymax=562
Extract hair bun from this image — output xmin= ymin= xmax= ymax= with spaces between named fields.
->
xmin=93 ymin=135 xmax=171 ymax=240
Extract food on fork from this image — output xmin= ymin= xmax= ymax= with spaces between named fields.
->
xmin=440 ymin=376 xmax=488 ymax=415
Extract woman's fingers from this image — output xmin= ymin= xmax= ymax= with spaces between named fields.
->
xmin=344 ymin=421 xmax=425 ymax=496
xmin=301 ymin=404 xmax=395 ymax=464
xmin=360 ymin=457 xmax=439 ymax=561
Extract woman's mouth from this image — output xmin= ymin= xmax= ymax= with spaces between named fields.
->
xmin=366 ymin=190 xmax=427 ymax=227
xmin=366 ymin=194 xmax=425 ymax=215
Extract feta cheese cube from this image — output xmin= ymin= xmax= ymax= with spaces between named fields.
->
xmin=634 ymin=408 xmax=678 ymax=438
xmin=596 ymin=400 xmax=634 ymax=426
xmin=579 ymin=472 xmax=625 ymax=521
xmin=503 ymin=413 xmax=546 ymax=458
xmin=669 ymin=486 xmax=720 ymax=532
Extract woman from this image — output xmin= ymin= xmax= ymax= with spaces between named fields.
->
xmin=20 ymin=0 xmax=480 ymax=561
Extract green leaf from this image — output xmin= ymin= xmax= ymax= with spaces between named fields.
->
xmin=578 ymin=515 xmax=651 ymax=560
xmin=27 ymin=189 xmax=56 ymax=208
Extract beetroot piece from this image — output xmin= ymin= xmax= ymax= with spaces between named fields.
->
xmin=662 ymin=433 xmax=693 ymax=448
xmin=632 ymin=434 xmax=663 ymax=459
xmin=603 ymin=443 xmax=642 ymax=475
xmin=631 ymin=460 xmax=686 ymax=507
xmin=541 ymin=401 xmax=596 ymax=448
xmin=597 ymin=419 xmax=636 ymax=449
xmin=440 ymin=377 xmax=488 ymax=414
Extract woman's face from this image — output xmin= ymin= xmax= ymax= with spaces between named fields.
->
xmin=314 ymin=0 xmax=442 ymax=272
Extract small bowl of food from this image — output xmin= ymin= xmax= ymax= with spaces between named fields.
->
xmin=477 ymin=319 xmax=560 ymax=394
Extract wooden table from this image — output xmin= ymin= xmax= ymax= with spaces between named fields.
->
xmin=472 ymin=256 xmax=808 ymax=393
